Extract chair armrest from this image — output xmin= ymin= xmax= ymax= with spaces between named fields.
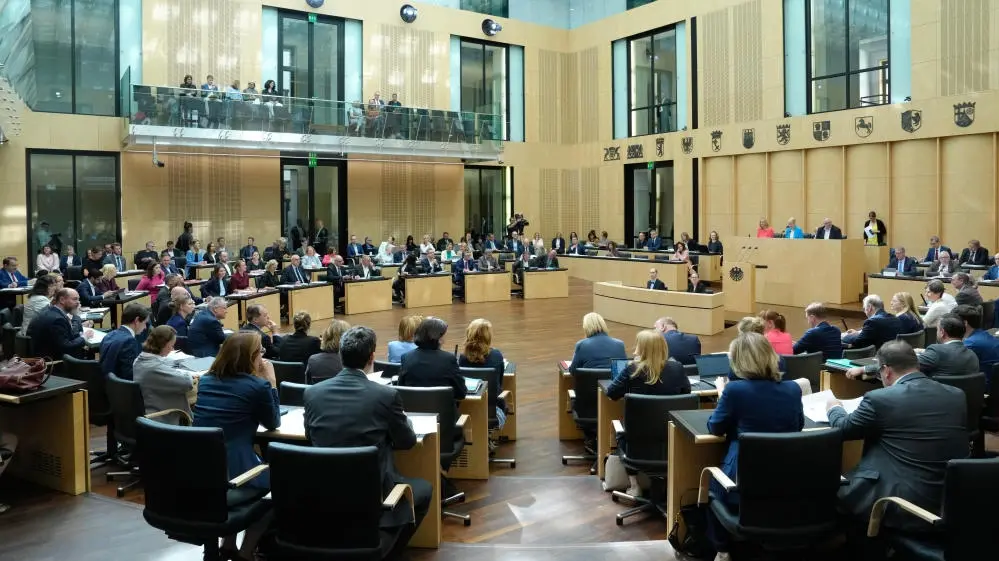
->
xmin=497 ymin=390 xmax=511 ymax=401
xmin=697 ymin=466 xmax=737 ymax=505
xmin=229 ymin=464 xmax=269 ymax=488
xmin=867 ymin=496 xmax=941 ymax=537
xmin=382 ymin=483 xmax=415 ymax=523
xmin=611 ymin=419 xmax=625 ymax=436
xmin=456 ymin=414 xmax=472 ymax=444
xmin=145 ymin=408 xmax=193 ymax=426
xmin=566 ymin=389 xmax=576 ymax=412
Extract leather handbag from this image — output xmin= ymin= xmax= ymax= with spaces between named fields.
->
xmin=667 ymin=494 xmax=714 ymax=559
xmin=0 ymin=357 xmax=51 ymax=393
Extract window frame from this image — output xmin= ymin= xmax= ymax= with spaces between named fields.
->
xmin=458 ymin=37 xmax=513 ymax=142
xmin=805 ymin=0 xmax=891 ymax=114
xmin=459 ymin=0 xmax=509 ymax=18
xmin=275 ymin=10 xmax=346 ymax=103
xmin=463 ymin=164 xmax=511 ymax=239
xmin=624 ymin=24 xmax=679 ymax=138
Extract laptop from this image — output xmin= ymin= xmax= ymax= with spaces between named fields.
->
xmin=693 ymin=354 xmax=731 ymax=387
xmin=849 ymin=357 xmax=878 ymax=368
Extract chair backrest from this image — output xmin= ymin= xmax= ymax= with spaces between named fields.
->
xmin=682 ymin=363 xmax=698 ymax=377
xmin=272 ymin=360 xmax=307 ymax=386
xmin=623 ymin=394 xmax=699 ymax=465
xmin=896 ymin=330 xmax=926 ymax=349
xmin=737 ymin=429 xmax=843 ymax=531
xmin=460 ymin=366 xmax=498 ymax=422
xmin=985 ymin=364 xmax=999 ymax=421
xmin=982 ymin=300 xmax=996 ymax=330
xmin=942 ymin=458 xmax=999 ymax=558
xmin=135 ymin=417 xmax=231 ymax=525
xmin=842 ymin=345 xmax=876 ymax=359
xmin=106 ymin=373 xmax=146 ymax=446
xmin=781 ymin=352 xmax=824 ymax=391
xmin=269 ymin=443 xmax=383 ymax=551
xmin=373 ymin=359 xmax=400 ymax=379
xmin=11 ymin=305 xmax=22 ymax=327
xmin=127 ymin=278 xmax=140 ymax=291
xmin=1 ymin=324 xmax=16 ymax=360
xmin=66 ymin=265 xmax=83 ymax=281
xmin=571 ymin=368 xmax=613 ymax=421
xmin=174 ymin=335 xmax=188 ymax=353
xmin=924 ymin=325 xmax=938 ymax=346
xmin=395 ymin=386 xmax=458 ymax=445
xmin=14 ymin=332 xmax=34 ymax=358
xmin=62 ymin=354 xmax=112 ymax=426
xmin=279 ymin=381 xmax=308 ymax=407
xmin=935 ymin=372 xmax=986 ymax=434
xmin=0 ymin=308 xmax=10 ymax=328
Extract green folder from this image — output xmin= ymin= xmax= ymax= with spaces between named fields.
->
xmin=825 ymin=358 xmax=854 ymax=370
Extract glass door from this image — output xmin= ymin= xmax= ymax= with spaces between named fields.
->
xmin=280 ymin=158 xmax=346 ymax=256
xmin=624 ymin=162 xmax=673 ymax=247
xmin=278 ymin=11 xmax=345 ymax=128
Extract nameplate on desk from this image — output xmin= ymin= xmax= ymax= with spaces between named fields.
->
xmin=881 ymin=271 xmax=897 ymax=277
xmin=122 ymin=291 xmax=146 ymax=297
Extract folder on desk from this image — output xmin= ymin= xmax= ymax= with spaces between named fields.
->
xmin=464 ymin=377 xmax=484 ymax=394
xmin=825 ymin=358 xmax=854 ymax=370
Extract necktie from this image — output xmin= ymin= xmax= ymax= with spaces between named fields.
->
xmin=898 ymin=260 xmax=903 ymax=273
xmin=971 ymin=250 xmax=977 ymax=262
xmin=935 ymin=248 xmax=939 ymax=261
xmin=295 ymin=267 xmax=304 ymax=283
xmin=220 ymin=280 xmax=226 ymax=296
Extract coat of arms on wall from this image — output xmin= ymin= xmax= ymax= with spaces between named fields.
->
xmin=681 ymin=137 xmax=693 ymax=154
xmin=603 ymin=146 xmax=621 ymax=161
xmin=954 ymin=103 xmax=975 ymax=128
xmin=812 ymin=121 xmax=830 ymax=142
xmin=656 ymin=137 xmax=664 ymax=157
xmin=711 ymin=131 xmax=722 ymax=152
xmin=626 ymin=144 xmax=644 ymax=159
xmin=742 ymin=129 xmax=755 ymax=149
xmin=901 ymin=110 xmax=922 ymax=133
xmin=855 ymin=116 xmax=873 ymax=138
xmin=776 ymin=124 xmax=790 ymax=146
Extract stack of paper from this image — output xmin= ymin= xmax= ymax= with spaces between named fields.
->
xmin=801 ymin=390 xmax=863 ymax=423
xmin=85 ymin=330 xmax=107 ymax=345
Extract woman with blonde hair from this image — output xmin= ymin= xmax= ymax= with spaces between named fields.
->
xmin=890 ymin=291 xmax=924 ymax=334
xmin=571 ymin=312 xmax=627 ymax=374
xmin=606 ymin=329 xmax=690 ymax=400
xmin=260 ymin=259 xmax=280 ymax=288
xmin=459 ymin=318 xmax=507 ymax=427
xmin=736 ymin=315 xmax=764 ymax=335
xmin=97 ymin=263 xmax=121 ymax=292
xmin=705 ymin=332 xmax=804 ymax=560
xmin=759 ymin=309 xmax=793 ymax=355
xmin=388 ymin=314 xmax=423 ymax=362
xmin=306 ymin=319 xmax=351 ymax=383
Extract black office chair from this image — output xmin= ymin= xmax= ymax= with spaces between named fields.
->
xmin=983 ymin=299 xmax=996 ymax=330
xmin=561 ymin=368 xmax=612 ymax=474
xmin=105 ymin=373 xmax=148 ymax=497
xmin=279 ymin=381 xmax=308 ymax=407
xmin=980 ymin=364 xmax=999 ymax=441
xmin=14 ymin=332 xmax=33 ymax=358
xmin=63 ymin=354 xmax=115 ymax=466
xmin=136 ymin=417 xmax=271 ymax=561
xmin=935 ymin=372 xmax=987 ymax=457
xmin=682 ymin=363 xmax=698 ymax=378
xmin=373 ymin=359 xmax=401 ymax=380
xmin=924 ymin=325 xmax=938 ymax=346
xmin=1 ymin=323 xmax=16 ymax=360
xmin=395 ymin=386 xmax=471 ymax=526
xmin=897 ymin=330 xmax=926 ymax=349
xmin=611 ymin=394 xmax=699 ymax=525
xmin=272 ymin=360 xmax=307 ymax=386
xmin=266 ymin=443 xmax=412 ymax=559
xmin=867 ymin=458 xmax=999 ymax=559
xmin=700 ymin=429 xmax=844 ymax=552
xmin=460 ymin=366 xmax=515 ymax=468
xmin=11 ymin=305 xmax=22 ymax=327
xmin=128 ymin=278 xmax=141 ymax=291
xmin=843 ymin=345 xmax=876 ymax=359
xmin=173 ymin=335 xmax=188 ymax=354
xmin=780 ymin=352 xmax=824 ymax=393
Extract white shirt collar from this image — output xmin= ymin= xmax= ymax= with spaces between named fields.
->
xmin=122 ymin=325 xmax=135 ymax=337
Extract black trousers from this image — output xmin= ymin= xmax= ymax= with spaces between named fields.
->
xmin=387 ymin=476 xmax=433 ymax=559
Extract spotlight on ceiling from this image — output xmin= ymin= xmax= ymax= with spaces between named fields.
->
xmin=482 ymin=18 xmax=502 ymax=36
xmin=400 ymin=4 xmax=418 ymax=23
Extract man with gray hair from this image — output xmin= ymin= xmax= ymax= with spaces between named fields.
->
xmin=654 ymin=316 xmax=701 ymax=365
xmin=842 ymin=294 xmax=902 ymax=350
xmin=303 ymin=326 xmax=433 ymax=559
xmin=951 ymin=272 xmax=983 ymax=307
xmin=886 ymin=246 xmax=917 ymax=275
xmin=846 ymin=314 xmax=979 ymax=380
xmin=827 ymin=340 xmax=967 ymax=537
xmin=187 ymin=296 xmax=228 ymax=357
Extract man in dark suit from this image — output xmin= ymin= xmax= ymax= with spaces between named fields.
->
xmin=135 ymin=241 xmax=158 ymax=267
xmin=482 ymin=233 xmax=500 ymax=251
xmin=646 ymin=228 xmax=663 ymax=251
xmin=842 ymin=294 xmax=903 ymax=349
xmin=326 ymin=255 xmax=349 ymax=300
xmin=655 ymin=317 xmax=701 ymax=365
xmin=435 ymin=232 xmax=452 ymax=252
xmin=354 ymin=255 xmax=381 ymax=279
xmin=828 ymin=341 xmax=967 ymax=533
xmin=506 ymin=232 xmax=525 ymax=256
xmin=280 ymin=255 xmax=308 ymax=285
xmin=99 ymin=303 xmax=149 ymax=380
xmin=239 ymin=237 xmax=258 ymax=261
xmin=635 ymin=232 xmax=648 ymax=249
xmin=959 ymin=239 xmax=990 ymax=267
xmin=27 ymin=288 xmax=91 ymax=359
xmin=924 ymin=236 xmax=951 ymax=264
xmin=917 ymin=315 xmax=979 ymax=377
xmin=952 ymin=272 xmax=983 ymax=307
xmin=361 ymin=237 xmax=378 ymax=256
xmin=477 ymin=248 xmax=499 ymax=271
xmin=538 ymin=249 xmax=560 ymax=269
xmin=814 ymin=218 xmax=844 ymax=240
xmin=346 ymin=235 xmax=364 ymax=259
xmin=886 ymin=246 xmax=918 ymax=275
xmin=78 ymin=268 xmax=107 ymax=306
xmin=452 ymin=250 xmax=477 ymax=286
xmin=927 ymin=250 xmax=955 ymax=277
xmin=303 ymin=326 xmax=432 ymax=558
xmin=102 ymin=243 xmax=127 ymax=271
xmin=646 ymin=268 xmax=667 ymax=290
xmin=793 ymin=303 xmax=843 ymax=359
xmin=0 ymin=257 xmax=28 ymax=288
xmin=420 ymin=249 xmax=444 ymax=274
xmin=240 ymin=304 xmax=281 ymax=359
xmin=159 ymin=252 xmax=181 ymax=277
xmin=187 ymin=297 xmax=228 ymax=357
xmin=954 ymin=304 xmax=999 ymax=384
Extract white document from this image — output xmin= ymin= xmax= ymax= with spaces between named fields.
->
xmin=167 ymin=350 xmax=195 ymax=361
xmin=85 ymin=330 xmax=107 ymax=345
xmin=802 ymin=390 xmax=863 ymax=423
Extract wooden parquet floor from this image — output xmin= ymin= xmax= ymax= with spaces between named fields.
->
xmin=6 ymin=278 xmax=888 ymax=559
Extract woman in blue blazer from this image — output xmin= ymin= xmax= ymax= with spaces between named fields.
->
xmin=185 ymin=239 xmax=207 ymax=279
xmin=783 ymin=217 xmax=804 ymax=239
xmin=706 ymin=332 xmax=804 ymax=556
xmin=569 ymin=312 xmax=627 ymax=373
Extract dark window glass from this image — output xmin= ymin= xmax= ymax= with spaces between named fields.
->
xmin=459 ymin=0 xmax=508 ymax=18
xmin=627 ymin=0 xmax=657 ymax=9
xmin=808 ymin=0 xmax=889 ymax=113
xmin=280 ymin=161 xmax=344 ymax=255
xmin=460 ymin=39 xmax=509 ymax=141
xmin=464 ymin=167 xmax=508 ymax=240
xmin=277 ymin=11 xmax=344 ymax=127
xmin=628 ymin=26 xmax=677 ymax=136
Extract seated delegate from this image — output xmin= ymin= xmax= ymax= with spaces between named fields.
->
xmin=847 ymin=315 xmax=978 ymax=380
xmin=889 ymin=292 xmax=924 ymax=334
xmin=276 ymin=311 xmax=321 ymax=363
xmin=886 ymin=246 xmax=917 ymax=275
xmin=793 ymin=303 xmax=843 ymax=359
xmin=305 ymin=319 xmax=350 ymax=383
xmin=458 ymin=319 xmax=508 ymax=427
xmin=646 ymin=268 xmax=667 ymax=290
xmin=782 ymin=217 xmax=803 ymax=239
xmin=133 ymin=325 xmax=195 ymax=424
xmin=187 ymin=297 xmax=229 ymax=357
xmin=569 ymin=312 xmax=627 ymax=373
xmin=605 ymin=330 xmax=690 ymax=400
xmin=842 ymin=294 xmax=902 ymax=349
xmin=922 ymin=280 xmax=957 ymax=327
xmin=654 ymin=317 xmax=701 ymax=365
xmin=387 ymin=315 xmax=422 ymax=363
xmin=398 ymin=317 xmax=467 ymax=410
xmin=759 ymin=309 xmax=793 ymax=355
xmin=924 ymin=236 xmax=951 ymax=263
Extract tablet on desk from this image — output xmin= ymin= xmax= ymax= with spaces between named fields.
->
xmin=610 ymin=359 xmax=630 ymax=378
xmin=694 ymin=354 xmax=731 ymax=381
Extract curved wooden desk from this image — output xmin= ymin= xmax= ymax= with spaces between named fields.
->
xmin=592 ymin=282 xmax=725 ymax=335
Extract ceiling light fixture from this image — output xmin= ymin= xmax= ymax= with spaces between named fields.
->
xmin=482 ymin=18 xmax=502 ymax=37
xmin=400 ymin=4 xmax=418 ymax=23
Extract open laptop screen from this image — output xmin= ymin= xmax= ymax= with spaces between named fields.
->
xmin=610 ymin=359 xmax=631 ymax=378
xmin=694 ymin=354 xmax=731 ymax=379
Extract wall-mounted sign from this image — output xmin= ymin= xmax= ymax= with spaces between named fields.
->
xmin=655 ymin=137 xmax=664 ymax=157
xmin=603 ymin=146 xmax=621 ymax=161
xmin=710 ymin=131 xmax=722 ymax=152
xmin=812 ymin=120 xmax=830 ymax=141
xmin=954 ymin=102 xmax=975 ymax=128
xmin=901 ymin=110 xmax=921 ymax=133
xmin=855 ymin=116 xmax=873 ymax=138
xmin=776 ymin=124 xmax=790 ymax=145
xmin=626 ymin=144 xmax=644 ymax=159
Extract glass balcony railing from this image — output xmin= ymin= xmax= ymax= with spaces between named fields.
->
xmin=125 ymin=84 xmax=503 ymax=146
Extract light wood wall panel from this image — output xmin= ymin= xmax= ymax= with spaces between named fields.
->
xmin=804 ymin=147 xmax=843 ymax=232
xmin=581 ymin=167 xmax=602 ymax=236
xmin=538 ymin=50 xmax=560 ymax=144
xmin=559 ymin=53 xmax=580 ymax=145
xmin=940 ymin=0 xmax=991 ymax=96
xmin=732 ymin=0 xmax=763 ymax=123
xmin=735 ymin=154 xmax=766 ymax=237
xmin=768 ymin=151 xmax=803 ymax=237
xmin=886 ymin=140 xmax=933 ymax=252
xmin=845 ymin=144 xmax=889 ymax=242
xmin=699 ymin=0 xmax=764 ymax=127
xmin=120 ymin=152 xmax=281 ymax=255
xmin=579 ymin=47 xmax=600 ymax=144
xmin=700 ymin=9 xmax=731 ymax=127
xmin=372 ymin=24 xmax=450 ymax=108
xmin=940 ymin=134 xmax=995 ymax=251
xmin=703 ymin=157 xmax=735 ymax=238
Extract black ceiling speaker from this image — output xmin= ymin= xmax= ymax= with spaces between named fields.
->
xmin=400 ymin=4 xmax=418 ymax=23
xmin=482 ymin=18 xmax=502 ymax=36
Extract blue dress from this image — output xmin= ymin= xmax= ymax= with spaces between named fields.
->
xmin=194 ymin=373 xmax=281 ymax=489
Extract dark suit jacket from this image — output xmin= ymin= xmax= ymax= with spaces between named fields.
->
xmin=887 ymin=256 xmax=918 ymax=275
xmin=76 ymin=278 xmax=104 ymax=307
xmin=398 ymin=347 xmax=467 ymax=403
xmin=567 ymin=243 xmax=586 ymax=255
xmin=277 ymin=331 xmax=321 ymax=364
xmin=354 ymin=264 xmax=381 ymax=279
xmin=507 ymin=240 xmax=525 ymax=255
xmin=843 ymin=310 xmax=903 ymax=349
xmin=161 ymin=263 xmax=181 ymax=277
xmin=135 ymin=250 xmax=158 ymax=267
xmin=241 ymin=323 xmax=279 ymax=359
xmin=103 ymin=253 xmax=128 ymax=271
xmin=303 ymin=369 xmax=419 ymax=527
xmin=646 ymin=279 xmax=667 ymax=290
xmin=926 ymin=261 xmax=955 ymax=277
xmin=570 ymin=333 xmax=627 ymax=373
xmin=60 ymin=254 xmax=82 ymax=272
xmin=688 ymin=281 xmax=709 ymax=293
xmin=646 ymin=236 xmax=663 ymax=251
xmin=259 ymin=271 xmax=280 ymax=288
xmin=239 ymin=245 xmax=258 ymax=260
xmin=606 ymin=360 xmax=691 ymax=400
xmin=551 ymin=237 xmax=566 ymax=254
xmin=347 ymin=243 xmax=364 ymax=257
xmin=793 ymin=321 xmax=843 ymax=359
xmin=539 ymin=255 xmax=560 ymax=269
xmin=326 ymin=264 xmax=348 ymax=286
xmin=362 ymin=243 xmax=378 ymax=256
xmin=453 ymin=259 xmax=477 ymax=277
xmin=955 ymin=286 xmax=984 ymax=307
xmin=924 ymin=246 xmax=952 ymax=263
xmin=202 ymin=277 xmax=227 ymax=298
xmin=280 ymin=265 xmax=308 ymax=284
xmin=187 ymin=309 xmax=226 ymax=357
xmin=305 ymin=351 xmax=342 ymax=383
xmin=829 ymin=373 xmax=967 ymax=529
xmin=918 ymin=341 xmax=980 ymax=377
xmin=99 ymin=326 xmax=141 ymax=380
xmin=664 ymin=330 xmax=702 ymax=365
xmin=419 ymin=258 xmax=444 ymax=274
xmin=959 ymin=247 xmax=990 ymax=266
xmin=27 ymin=305 xmax=87 ymax=359
xmin=814 ymin=226 xmax=844 ymax=240
xmin=482 ymin=239 xmax=500 ymax=251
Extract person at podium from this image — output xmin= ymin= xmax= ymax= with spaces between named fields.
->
xmin=783 ymin=217 xmax=803 ymax=239
xmin=756 ymin=218 xmax=775 ymax=238
xmin=646 ymin=268 xmax=667 ymax=290
xmin=814 ymin=218 xmax=843 ymax=240
xmin=886 ymin=246 xmax=918 ymax=275
xmin=863 ymin=210 xmax=887 ymax=246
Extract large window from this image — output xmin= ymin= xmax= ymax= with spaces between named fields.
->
xmin=464 ymin=166 xmax=510 ymax=239
xmin=460 ymin=39 xmax=509 ymax=141
xmin=278 ymin=10 xmax=345 ymax=126
xmin=280 ymin=159 xmax=347 ymax=256
xmin=460 ymin=0 xmax=508 ymax=18
xmin=807 ymin=0 xmax=889 ymax=113
xmin=628 ymin=26 xmax=678 ymax=136
xmin=27 ymin=151 xmax=120 ymax=270
xmin=624 ymin=163 xmax=674 ymax=247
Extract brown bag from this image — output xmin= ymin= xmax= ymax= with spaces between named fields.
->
xmin=0 ymin=357 xmax=51 ymax=393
